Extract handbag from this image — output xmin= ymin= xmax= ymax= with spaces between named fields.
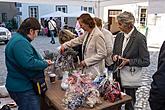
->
xmin=120 ymin=66 xmax=143 ymax=87
xmin=31 ymin=77 xmax=47 ymax=96
xmin=0 ymin=105 xmax=11 ymax=110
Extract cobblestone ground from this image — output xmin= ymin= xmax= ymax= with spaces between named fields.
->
xmin=135 ymin=49 xmax=159 ymax=110
xmin=0 ymin=35 xmax=160 ymax=110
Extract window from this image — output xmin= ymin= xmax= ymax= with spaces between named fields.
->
xmin=2 ymin=13 xmax=7 ymax=22
xmin=84 ymin=7 xmax=87 ymax=11
xmin=109 ymin=10 xmax=122 ymax=16
xmin=81 ymin=6 xmax=94 ymax=13
xmin=88 ymin=7 xmax=93 ymax=13
xmin=29 ymin=6 xmax=38 ymax=19
xmin=56 ymin=5 xmax=67 ymax=13
xmin=15 ymin=3 xmax=22 ymax=7
xmin=139 ymin=7 xmax=147 ymax=26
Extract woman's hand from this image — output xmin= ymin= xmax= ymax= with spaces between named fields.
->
xmin=78 ymin=60 xmax=86 ymax=68
xmin=60 ymin=45 xmax=65 ymax=54
xmin=46 ymin=60 xmax=53 ymax=66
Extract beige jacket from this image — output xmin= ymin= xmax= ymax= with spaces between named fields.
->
xmin=101 ymin=28 xmax=114 ymax=66
xmin=63 ymin=27 xmax=107 ymax=76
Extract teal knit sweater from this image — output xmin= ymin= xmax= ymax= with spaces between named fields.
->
xmin=5 ymin=33 xmax=48 ymax=92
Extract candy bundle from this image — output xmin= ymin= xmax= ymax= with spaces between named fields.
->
xmin=63 ymin=71 xmax=102 ymax=110
xmin=98 ymin=71 xmax=122 ymax=103
xmin=103 ymin=81 xmax=121 ymax=102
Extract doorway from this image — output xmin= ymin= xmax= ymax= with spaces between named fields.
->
xmin=108 ymin=10 xmax=122 ymax=35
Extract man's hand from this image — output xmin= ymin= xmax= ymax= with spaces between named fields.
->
xmin=112 ymin=55 xmax=121 ymax=62
xmin=118 ymin=57 xmax=129 ymax=69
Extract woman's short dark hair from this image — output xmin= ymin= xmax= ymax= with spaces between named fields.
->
xmin=17 ymin=17 xmax=41 ymax=36
xmin=77 ymin=13 xmax=95 ymax=29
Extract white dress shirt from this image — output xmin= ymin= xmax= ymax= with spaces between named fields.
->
xmin=122 ymin=27 xmax=134 ymax=55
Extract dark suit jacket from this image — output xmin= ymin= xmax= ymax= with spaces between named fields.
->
xmin=150 ymin=41 xmax=165 ymax=97
xmin=113 ymin=27 xmax=150 ymax=67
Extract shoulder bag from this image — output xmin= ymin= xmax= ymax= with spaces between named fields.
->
xmin=120 ymin=66 xmax=143 ymax=87
xmin=49 ymin=20 xmax=57 ymax=33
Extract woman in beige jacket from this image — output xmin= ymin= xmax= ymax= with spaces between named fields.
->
xmin=60 ymin=13 xmax=107 ymax=77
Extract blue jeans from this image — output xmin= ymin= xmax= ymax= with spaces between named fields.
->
xmin=50 ymin=30 xmax=55 ymax=43
xmin=8 ymin=89 xmax=40 ymax=110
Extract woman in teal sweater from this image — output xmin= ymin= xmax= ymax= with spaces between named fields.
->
xmin=5 ymin=17 xmax=52 ymax=110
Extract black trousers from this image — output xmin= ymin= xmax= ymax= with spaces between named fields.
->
xmin=124 ymin=88 xmax=138 ymax=110
xmin=149 ymin=90 xmax=165 ymax=110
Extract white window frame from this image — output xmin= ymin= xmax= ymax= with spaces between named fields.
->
xmin=56 ymin=5 xmax=67 ymax=13
xmin=28 ymin=6 xmax=39 ymax=19
xmin=139 ymin=6 xmax=147 ymax=26
xmin=81 ymin=6 xmax=94 ymax=13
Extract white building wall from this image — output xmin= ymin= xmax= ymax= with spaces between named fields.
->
xmin=20 ymin=1 xmax=94 ymax=19
xmin=67 ymin=5 xmax=80 ymax=13
xmin=99 ymin=1 xmax=164 ymax=47
xmin=101 ymin=2 xmax=148 ymax=25
xmin=20 ymin=3 xmax=80 ymax=28
xmin=20 ymin=2 xmax=94 ymax=28
xmin=147 ymin=0 xmax=165 ymax=47
xmin=21 ymin=3 xmax=55 ymax=20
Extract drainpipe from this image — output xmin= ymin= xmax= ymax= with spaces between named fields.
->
xmin=97 ymin=0 xmax=100 ymax=17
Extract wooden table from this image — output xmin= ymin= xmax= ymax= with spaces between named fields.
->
xmin=45 ymin=78 xmax=132 ymax=110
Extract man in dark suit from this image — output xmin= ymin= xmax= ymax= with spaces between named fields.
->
xmin=149 ymin=41 xmax=165 ymax=110
xmin=112 ymin=11 xmax=150 ymax=110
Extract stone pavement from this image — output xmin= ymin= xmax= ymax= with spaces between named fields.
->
xmin=134 ymin=50 xmax=159 ymax=110
xmin=0 ymin=35 xmax=161 ymax=110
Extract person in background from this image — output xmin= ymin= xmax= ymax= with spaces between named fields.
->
xmin=94 ymin=17 xmax=114 ymax=68
xmin=60 ymin=13 xmax=107 ymax=78
xmin=75 ymin=20 xmax=84 ymax=36
xmin=112 ymin=11 xmax=150 ymax=110
xmin=149 ymin=41 xmax=165 ymax=110
xmin=63 ymin=23 xmax=69 ymax=29
xmin=5 ymin=17 xmax=52 ymax=110
xmin=48 ymin=17 xmax=57 ymax=44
